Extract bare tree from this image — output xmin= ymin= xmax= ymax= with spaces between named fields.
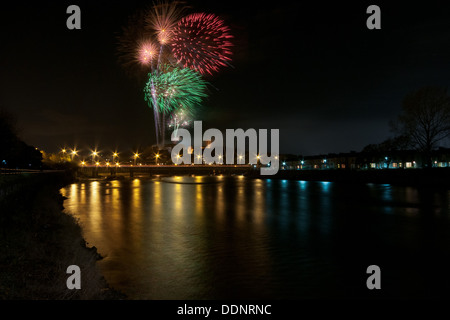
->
xmin=391 ymin=86 xmax=450 ymax=167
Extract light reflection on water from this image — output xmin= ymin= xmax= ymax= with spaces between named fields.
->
xmin=61 ymin=177 xmax=450 ymax=299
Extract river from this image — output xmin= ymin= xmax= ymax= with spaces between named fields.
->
xmin=61 ymin=176 xmax=450 ymax=299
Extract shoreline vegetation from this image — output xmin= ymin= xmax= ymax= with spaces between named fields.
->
xmin=0 ymin=172 xmax=125 ymax=300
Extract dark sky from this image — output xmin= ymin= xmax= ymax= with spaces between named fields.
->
xmin=1 ymin=0 xmax=450 ymax=156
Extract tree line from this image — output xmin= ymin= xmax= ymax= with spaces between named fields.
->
xmin=0 ymin=108 xmax=42 ymax=169
xmin=363 ymin=86 xmax=450 ymax=168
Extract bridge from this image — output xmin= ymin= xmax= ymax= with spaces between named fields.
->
xmin=77 ymin=164 xmax=256 ymax=178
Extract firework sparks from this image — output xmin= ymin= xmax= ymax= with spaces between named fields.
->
xmin=169 ymin=109 xmax=191 ymax=129
xmin=168 ymin=109 xmax=192 ymax=137
xmin=171 ymin=13 xmax=233 ymax=75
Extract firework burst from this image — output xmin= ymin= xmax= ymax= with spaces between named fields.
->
xmin=136 ymin=40 xmax=159 ymax=66
xmin=146 ymin=1 xmax=188 ymax=45
xmin=118 ymin=2 xmax=234 ymax=148
xmin=116 ymin=10 xmax=154 ymax=76
xmin=171 ymin=13 xmax=233 ymax=75
xmin=144 ymin=65 xmax=208 ymax=114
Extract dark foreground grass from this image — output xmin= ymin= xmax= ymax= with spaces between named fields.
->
xmin=0 ymin=174 xmax=126 ymax=300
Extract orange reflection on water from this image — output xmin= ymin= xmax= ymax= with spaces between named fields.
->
xmin=235 ymin=179 xmax=245 ymax=224
xmin=80 ymin=183 xmax=86 ymax=205
xmin=195 ymin=183 xmax=204 ymax=218
xmin=89 ymin=181 xmax=102 ymax=234
xmin=252 ymin=179 xmax=265 ymax=226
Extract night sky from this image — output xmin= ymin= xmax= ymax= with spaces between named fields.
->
xmin=1 ymin=0 xmax=450 ymax=156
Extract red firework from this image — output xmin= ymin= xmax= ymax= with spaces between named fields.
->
xmin=171 ymin=13 xmax=233 ymax=75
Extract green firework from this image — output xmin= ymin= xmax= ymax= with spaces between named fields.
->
xmin=144 ymin=65 xmax=208 ymax=114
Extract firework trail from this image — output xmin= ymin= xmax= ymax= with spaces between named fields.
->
xmin=145 ymin=1 xmax=188 ymax=145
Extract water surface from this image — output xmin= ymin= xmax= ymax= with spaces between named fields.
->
xmin=61 ymin=176 xmax=450 ymax=299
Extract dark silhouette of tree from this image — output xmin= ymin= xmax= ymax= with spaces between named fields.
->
xmin=0 ymin=107 xmax=42 ymax=169
xmin=362 ymin=135 xmax=411 ymax=154
xmin=391 ymin=86 xmax=450 ymax=167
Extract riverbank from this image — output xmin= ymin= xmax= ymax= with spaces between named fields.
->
xmin=0 ymin=172 xmax=125 ymax=299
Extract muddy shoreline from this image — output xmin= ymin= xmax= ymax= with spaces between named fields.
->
xmin=0 ymin=173 xmax=125 ymax=300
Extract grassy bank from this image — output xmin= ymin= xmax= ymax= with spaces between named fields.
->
xmin=0 ymin=173 xmax=125 ymax=299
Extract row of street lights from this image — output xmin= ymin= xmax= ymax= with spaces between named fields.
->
xmin=60 ymin=147 xmax=164 ymax=166
xmin=61 ymin=147 xmax=275 ymax=166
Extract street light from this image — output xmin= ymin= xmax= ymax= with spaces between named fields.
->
xmin=60 ymin=148 xmax=68 ymax=162
xmin=134 ymin=152 xmax=139 ymax=166
xmin=92 ymin=151 xmax=98 ymax=164
xmin=155 ymin=153 xmax=160 ymax=165
xmin=71 ymin=149 xmax=78 ymax=161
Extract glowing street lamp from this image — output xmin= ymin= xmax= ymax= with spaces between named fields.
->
xmin=92 ymin=151 xmax=98 ymax=164
xmin=60 ymin=148 xmax=68 ymax=162
xmin=155 ymin=153 xmax=160 ymax=165
xmin=134 ymin=153 xmax=140 ymax=166
xmin=71 ymin=149 xmax=78 ymax=161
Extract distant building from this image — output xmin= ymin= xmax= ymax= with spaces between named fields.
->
xmin=278 ymin=148 xmax=450 ymax=170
